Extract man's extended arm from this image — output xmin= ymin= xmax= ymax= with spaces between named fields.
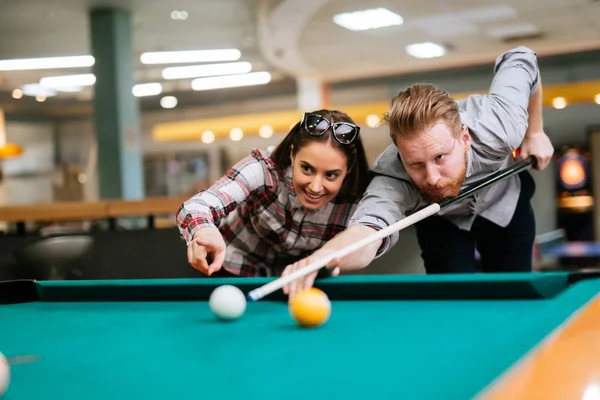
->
xmin=519 ymin=74 xmax=554 ymax=169
xmin=317 ymin=224 xmax=382 ymax=271
xmin=526 ymin=76 xmax=543 ymax=134
xmin=462 ymin=46 xmax=541 ymax=159
xmin=321 ymin=165 xmax=423 ymax=271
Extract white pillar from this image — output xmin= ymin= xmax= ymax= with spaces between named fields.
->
xmin=296 ymin=77 xmax=330 ymax=111
xmin=590 ymin=129 xmax=600 ymax=240
xmin=0 ymin=108 xmax=6 ymax=147
xmin=0 ymin=109 xmax=6 ymax=231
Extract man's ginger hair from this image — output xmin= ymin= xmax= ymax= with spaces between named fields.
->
xmin=384 ymin=83 xmax=462 ymax=143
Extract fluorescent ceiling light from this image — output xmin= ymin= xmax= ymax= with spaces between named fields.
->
xmin=21 ymin=84 xmax=56 ymax=97
xmin=162 ymin=61 xmax=252 ymax=80
xmin=40 ymin=73 xmax=96 ymax=88
xmin=191 ymin=71 xmax=271 ymax=91
xmin=405 ymin=42 xmax=446 ymax=59
xmin=0 ymin=55 xmax=94 ymax=71
xmin=133 ymin=83 xmax=162 ymax=97
xmin=333 ymin=8 xmax=403 ymax=31
xmin=171 ymin=10 xmax=188 ymax=20
xmin=53 ymin=86 xmax=84 ymax=93
xmin=486 ymin=23 xmax=540 ymax=40
xmin=140 ymin=49 xmax=241 ymax=65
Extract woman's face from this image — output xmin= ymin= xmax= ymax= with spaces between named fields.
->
xmin=290 ymin=141 xmax=349 ymax=210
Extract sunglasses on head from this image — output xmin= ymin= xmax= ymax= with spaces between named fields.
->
xmin=300 ymin=112 xmax=360 ymax=144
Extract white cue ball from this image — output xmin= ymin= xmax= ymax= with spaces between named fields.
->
xmin=0 ymin=352 xmax=10 ymax=396
xmin=209 ymin=285 xmax=246 ymax=320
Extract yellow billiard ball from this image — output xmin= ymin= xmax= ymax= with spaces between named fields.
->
xmin=289 ymin=287 xmax=331 ymax=328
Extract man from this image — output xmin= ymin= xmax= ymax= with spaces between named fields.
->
xmin=282 ymin=46 xmax=555 ymax=297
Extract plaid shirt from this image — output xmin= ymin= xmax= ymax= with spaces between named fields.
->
xmin=176 ymin=149 xmax=360 ymax=276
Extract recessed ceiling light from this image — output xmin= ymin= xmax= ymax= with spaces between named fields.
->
xmin=160 ymin=96 xmax=178 ymax=109
xmin=552 ymin=97 xmax=567 ymax=109
xmin=230 ymin=128 xmax=244 ymax=141
xmin=202 ymin=130 xmax=215 ymax=144
xmin=366 ymin=114 xmax=380 ymax=128
xmin=171 ymin=10 xmax=188 ymax=20
xmin=333 ymin=8 xmax=403 ymax=31
xmin=259 ymin=125 xmax=273 ymax=138
xmin=405 ymin=42 xmax=446 ymax=59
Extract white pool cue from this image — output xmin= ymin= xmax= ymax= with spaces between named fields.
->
xmin=246 ymin=203 xmax=441 ymax=301
xmin=245 ymin=156 xmax=536 ymax=302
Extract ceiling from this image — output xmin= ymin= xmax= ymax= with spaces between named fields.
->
xmin=0 ymin=0 xmax=599 ymax=119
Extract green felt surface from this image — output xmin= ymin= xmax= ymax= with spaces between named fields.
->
xmin=1 ymin=275 xmax=599 ymax=400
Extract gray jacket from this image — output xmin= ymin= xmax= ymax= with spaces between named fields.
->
xmin=349 ymin=46 xmax=540 ymax=257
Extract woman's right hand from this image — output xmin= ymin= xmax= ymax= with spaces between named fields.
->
xmin=187 ymin=227 xmax=226 ymax=276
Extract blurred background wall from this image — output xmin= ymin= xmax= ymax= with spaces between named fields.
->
xmin=0 ymin=0 xmax=599 ymax=278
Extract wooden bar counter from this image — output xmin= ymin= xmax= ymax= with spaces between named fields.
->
xmin=0 ymin=196 xmax=189 ymax=233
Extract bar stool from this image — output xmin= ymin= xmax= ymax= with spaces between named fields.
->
xmin=13 ymin=234 xmax=94 ymax=280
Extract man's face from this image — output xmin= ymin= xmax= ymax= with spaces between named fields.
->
xmin=396 ymin=120 xmax=471 ymax=203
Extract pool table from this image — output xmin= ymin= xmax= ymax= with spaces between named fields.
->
xmin=2 ymin=271 xmax=600 ymax=400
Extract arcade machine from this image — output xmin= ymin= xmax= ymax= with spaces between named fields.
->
xmin=552 ymin=144 xmax=598 ymax=268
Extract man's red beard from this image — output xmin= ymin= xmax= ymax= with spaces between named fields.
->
xmin=417 ymin=150 xmax=468 ymax=203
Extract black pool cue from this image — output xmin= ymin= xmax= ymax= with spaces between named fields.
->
xmin=247 ymin=156 xmax=537 ymax=301
xmin=438 ymin=156 xmax=536 ymax=210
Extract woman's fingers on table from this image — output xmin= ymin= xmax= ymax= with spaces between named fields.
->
xmin=302 ymin=270 xmax=321 ymax=295
xmin=282 ymin=252 xmax=342 ymax=298
xmin=187 ymin=241 xmax=210 ymax=274
xmin=281 ymin=262 xmax=293 ymax=295
xmin=293 ymin=259 xmax=314 ymax=299
xmin=282 ymin=258 xmax=316 ymax=300
xmin=302 ymin=264 xmax=340 ymax=294
xmin=194 ymin=237 xmax=226 ymax=275
xmin=207 ymin=247 xmax=226 ymax=275
xmin=282 ymin=261 xmax=307 ymax=297
xmin=325 ymin=257 xmax=340 ymax=270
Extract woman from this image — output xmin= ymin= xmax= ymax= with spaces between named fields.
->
xmin=176 ymin=109 xmax=370 ymax=277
